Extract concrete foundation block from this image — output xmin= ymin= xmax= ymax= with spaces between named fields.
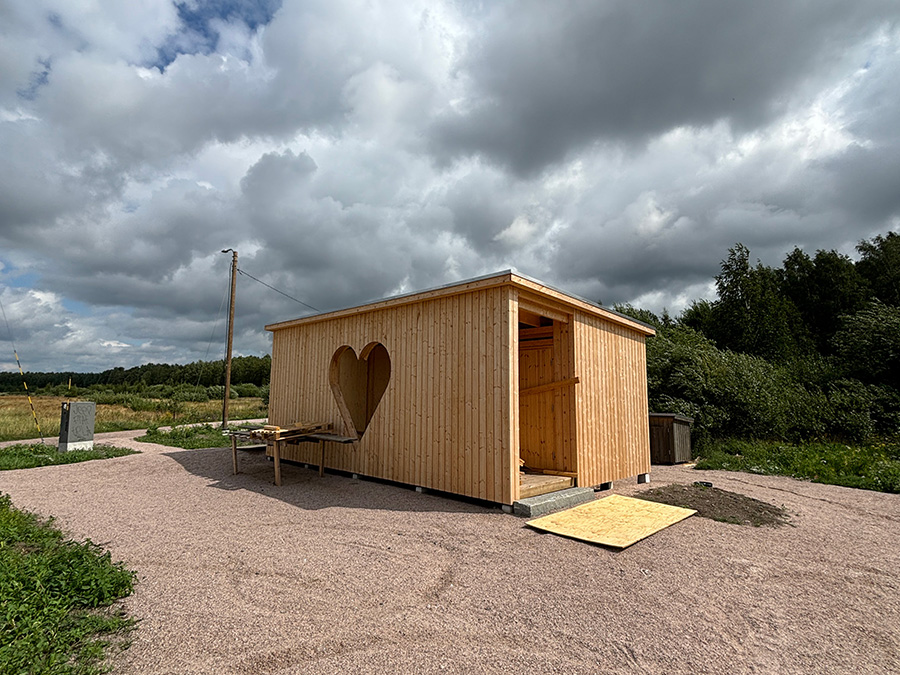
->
xmin=513 ymin=487 xmax=595 ymax=518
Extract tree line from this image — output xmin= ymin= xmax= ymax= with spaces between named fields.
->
xmin=0 ymin=355 xmax=271 ymax=393
xmin=3 ymin=233 xmax=898 ymax=445
xmin=617 ymin=231 xmax=900 ymax=445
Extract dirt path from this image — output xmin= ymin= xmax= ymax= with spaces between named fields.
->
xmin=0 ymin=437 xmax=897 ymax=674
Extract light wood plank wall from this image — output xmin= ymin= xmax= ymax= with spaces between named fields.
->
xmin=517 ymin=320 xmax=577 ymax=474
xmin=268 ymin=285 xmax=517 ymax=504
xmin=573 ymin=311 xmax=651 ymax=486
xmin=518 ymin=344 xmax=556 ymax=469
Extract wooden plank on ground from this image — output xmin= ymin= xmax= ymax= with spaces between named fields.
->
xmin=519 ymin=473 xmax=573 ymax=499
xmin=526 ymin=494 xmax=695 ymax=549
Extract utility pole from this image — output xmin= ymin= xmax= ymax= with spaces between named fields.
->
xmin=222 ymin=248 xmax=238 ymax=429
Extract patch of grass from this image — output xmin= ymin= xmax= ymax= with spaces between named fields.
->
xmin=694 ymin=438 xmax=900 ymax=493
xmin=0 ymin=395 xmax=267 ymax=442
xmin=639 ymin=482 xmax=790 ymax=527
xmin=136 ymin=424 xmax=233 ymax=449
xmin=0 ymin=444 xmax=137 ymax=471
xmin=0 ymin=492 xmax=136 ymax=674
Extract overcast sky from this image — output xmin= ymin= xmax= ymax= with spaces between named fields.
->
xmin=2 ymin=1 xmax=899 ymax=373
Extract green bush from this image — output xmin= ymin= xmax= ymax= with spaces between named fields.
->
xmin=232 ymin=383 xmax=261 ymax=398
xmin=81 ymin=390 xmax=134 ymax=406
xmin=826 ymin=379 xmax=876 ymax=441
xmin=0 ymin=444 xmax=137 ymax=471
xmin=139 ymin=424 xmax=230 ymax=449
xmin=0 ymin=493 xmax=135 ymax=673
xmin=642 ymin=323 xmax=898 ymax=444
xmin=143 ymin=384 xmax=175 ymax=399
xmin=832 ymin=300 xmax=900 ymax=385
xmin=170 ymin=385 xmax=209 ymax=402
xmin=125 ymin=396 xmax=165 ymax=413
xmin=206 ymin=385 xmax=237 ymax=400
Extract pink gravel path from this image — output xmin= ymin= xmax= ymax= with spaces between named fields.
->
xmin=1 ymin=432 xmax=898 ymax=674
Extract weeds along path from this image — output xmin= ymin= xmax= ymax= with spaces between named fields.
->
xmin=0 ymin=418 xmax=268 ymax=450
xmin=0 ymin=448 xmax=897 ymax=674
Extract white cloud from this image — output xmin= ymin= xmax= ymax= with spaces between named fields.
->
xmin=1 ymin=1 xmax=899 ymax=372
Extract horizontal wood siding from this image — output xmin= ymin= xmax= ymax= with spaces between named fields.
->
xmin=268 ymin=285 xmax=514 ymax=503
xmin=574 ymin=311 xmax=651 ymax=486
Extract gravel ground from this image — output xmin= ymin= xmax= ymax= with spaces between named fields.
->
xmin=1 ymin=431 xmax=898 ymax=674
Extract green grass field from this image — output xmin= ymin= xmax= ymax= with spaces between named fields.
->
xmin=0 ymin=395 xmax=266 ymax=443
xmin=138 ymin=424 xmax=240 ymax=449
xmin=695 ymin=438 xmax=900 ymax=493
xmin=0 ymin=443 xmax=137 ymax=471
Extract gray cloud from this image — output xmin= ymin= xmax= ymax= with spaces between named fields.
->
xmin=1 ymin=0 xmax=899 ymax=372
xmin=431 ymin=0 xmax=898 ymax=175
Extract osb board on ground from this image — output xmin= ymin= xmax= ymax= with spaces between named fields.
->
xmin=527 ymin=494 xmax=696 ymax=548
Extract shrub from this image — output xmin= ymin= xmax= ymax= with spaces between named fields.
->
xmin=206 ymin=385 xmax=238 ymax=400
xmin=143 ymin=384 xmax=175 ymax=399
xmin=832 ymin=301 xmax=900 ymax=385
xmin=170 ymin=385 xmax=209 ymax=402
xmin=233 ymin=383 xmax=261 ymax=398
xmin=0 ymin=492 xmax=136 ymax=672
xmin=644 ymin=324 xmax=879 ymax=444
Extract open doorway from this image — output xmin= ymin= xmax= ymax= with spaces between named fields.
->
xmin=517 ymin=307 xmax=578 ymax=498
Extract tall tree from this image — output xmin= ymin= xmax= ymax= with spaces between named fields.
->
xmin=856 ymin=232 xmax=900 ymax=306
xmin=832 ymin=300 xmax=900 ymax=385
xmin=779 ymin=247 xmax=869 ymax=353
xmin=679 ymin=298 xmax=716 ymax=337
xmin=704 ymin=244 xmax=812 ymax=362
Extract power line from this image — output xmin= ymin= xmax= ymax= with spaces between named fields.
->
xmin=0 ymin=293 xmax=45 ymax=443
xmin=195 ymin=282 xmax=230 ymax=388
xmin=236 ymin=268 xmax=319 ymax=312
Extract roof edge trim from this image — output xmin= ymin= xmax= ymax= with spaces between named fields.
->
xmin=265 ymin=270 xmax=655 ymax=336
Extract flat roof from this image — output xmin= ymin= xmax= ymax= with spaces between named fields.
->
xmin=265 ymin=270 xmax=655 ymax=336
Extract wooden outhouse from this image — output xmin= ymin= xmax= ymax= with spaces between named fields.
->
xmin=265 ymin=271 xmax=655 ymax=506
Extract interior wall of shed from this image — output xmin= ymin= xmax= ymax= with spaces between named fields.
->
xmin=517 ymin=310 xmax=577 ymax=478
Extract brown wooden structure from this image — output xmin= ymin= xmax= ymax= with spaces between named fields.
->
xmin=649 ymin=413 xmax=694 ymax=464
xmin=265 ymin=271 xmax=655 ymax=505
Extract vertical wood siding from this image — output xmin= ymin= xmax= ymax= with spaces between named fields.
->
xmin=573 ymin=311 xmax=651 ymax=486
xmin=268 ymin=285 xmax=515 ymax=503
xmin=518 ymin=343 xmax=556 ymax=469
xmin=553 ymin=319 xmax=577 ymax=474
xmin=267 ymin=277 xmax=651 ymax=504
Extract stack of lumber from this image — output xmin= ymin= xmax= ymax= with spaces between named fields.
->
xmin=258 ymin=422 xmax=332 ymax=440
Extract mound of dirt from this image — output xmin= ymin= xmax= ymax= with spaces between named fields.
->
xmin=638 ymin=482 xmax=790 ymax=527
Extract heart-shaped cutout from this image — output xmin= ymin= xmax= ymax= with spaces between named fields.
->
xmin=329 ymin=342 xmax=391 ymax=439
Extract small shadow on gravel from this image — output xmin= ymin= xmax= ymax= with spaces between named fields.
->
xmin=162 ymin=446 xmax=500 ymax=515
xmin=638 ymin=483 xmax=791 ymax=527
